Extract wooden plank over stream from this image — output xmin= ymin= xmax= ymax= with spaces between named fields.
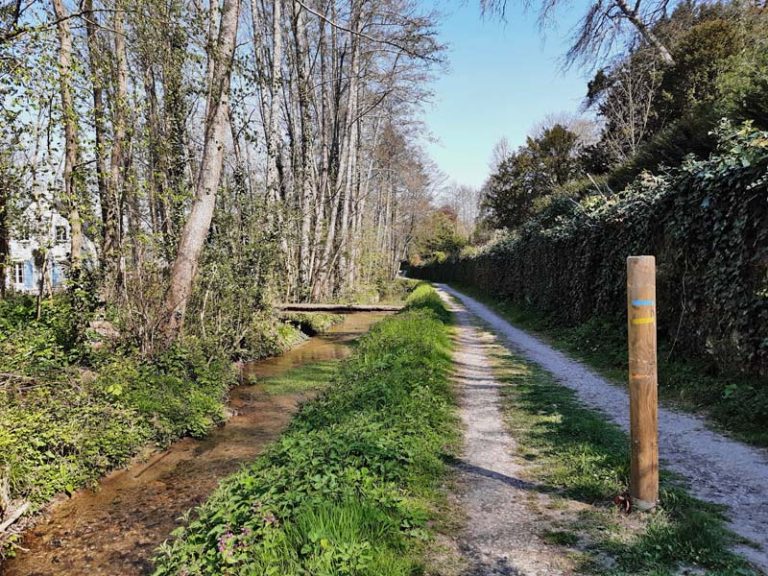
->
xmin=277 ymin=303 xmax=404 ymax=312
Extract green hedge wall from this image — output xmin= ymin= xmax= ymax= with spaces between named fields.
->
xmin=412 ymin=123 xmax=768 ymax=377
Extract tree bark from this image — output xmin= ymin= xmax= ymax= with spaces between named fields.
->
xmin=291 ymin=0 xmax=314 ymax=300
xmin=162 ymin=0 xmax=241 ymax=339
xmin=50 ymin=0 xmax=83 ymax=277
xmin=337 ymin=14 xmax=360 ymax=296
xmin=614 ymin=0 xmax=675 ymax=65
xmin=0 ymin=166 xmax=8 ymax=299
xmin=265 ymin=0 xmax=283 ymax=205
xmin=83 ymin=0 xmax=109 ymax=243
xmin=103 ymin=0 xmax=128 ymax=298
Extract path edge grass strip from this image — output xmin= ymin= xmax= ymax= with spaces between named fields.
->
xmin=447 ymin=282 xmax=768 ymax=448
xmin=487 ymin=333 xmax=757 ymax=575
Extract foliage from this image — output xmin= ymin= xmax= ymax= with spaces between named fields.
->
xmin=152 ymin=285 xmax=457 ymax=575
xmin=375 ymin=278 xmax=421 ymax=304
xmin=587 ymin=2 xmax=768 ymax=180
xmin=0 ymin=296 xmax=236 ymax=520
xmin=413 ymin=123 xmax=768 ymax=382
xmin=493 ymin=347 xmax=756 ymax=574
xmin=409 ymin=206 xmax=467 ymax=264
xmin=481 ymin=124 xmax=583 ymax=229
xmin=242 ymin=312 xmax=307 ymax=361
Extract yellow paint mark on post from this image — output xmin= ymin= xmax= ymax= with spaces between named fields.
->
xmin=631 ymin=317 xmax=655 ymax=325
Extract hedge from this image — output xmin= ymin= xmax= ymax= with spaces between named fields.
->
xmin=412 ymin=122 xmax=768 ymax=378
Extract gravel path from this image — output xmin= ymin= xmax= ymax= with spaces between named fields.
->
xmin=437 ymin=284 xmax=768 ymax=573
xmin=440 ymin=290 xmax=572 ymax=576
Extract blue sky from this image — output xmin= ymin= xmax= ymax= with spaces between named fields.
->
xmin=421 ymin=0 xmax=592 ymax=188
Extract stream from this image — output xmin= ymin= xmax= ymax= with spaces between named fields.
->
xmin=1 ymin=312 xmax=387 ymax=576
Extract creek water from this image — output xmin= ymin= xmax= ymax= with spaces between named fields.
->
xmin=1 ymin=312 xmax=387 ymax=576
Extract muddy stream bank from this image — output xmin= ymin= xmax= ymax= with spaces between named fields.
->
xmin=1 ymin=312 xmax=387 ymax=576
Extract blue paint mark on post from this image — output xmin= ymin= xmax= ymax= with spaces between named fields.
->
xmin=632 ymin=299 xmax=654 ymax=307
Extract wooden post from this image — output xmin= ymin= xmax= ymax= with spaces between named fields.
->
xmin=627 ymin=255 xmax=659 ymax=511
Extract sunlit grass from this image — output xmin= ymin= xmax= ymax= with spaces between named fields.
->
xmin=491 ymin=345 xmax=757 ymax=575
xmin=258 ymin=360 xmax=340 ymax=395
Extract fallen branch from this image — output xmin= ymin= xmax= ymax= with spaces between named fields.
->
xmin=0 ymin=502 xmax=30 ymax=533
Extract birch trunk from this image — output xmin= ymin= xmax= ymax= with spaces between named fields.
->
xmin=336 ymin=17 xmax=360 ymax=296
xmin=162 ymin=0 xmax=241 ymax=339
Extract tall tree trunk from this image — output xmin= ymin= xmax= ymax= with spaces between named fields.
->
xmin=265 ymin=0 xmax=282 ymax=205
xmin=83 ymin=0 xmax=109 ymax=245
xmin=51 ymin=0 xmax=83 ymax=278
xmin=292 ymin=0 xmax=314 ymax=300
xmin=103 ymin=0 xmax=128 ymax=298
xmin=162 ymin=0 xmax=241 ymax=339
xmin=614 ymin=0 xmax=675 ymax=65
xmin=311 ymin=8 xmax=342 ymax=301
xmin=337 ymin=19 xmax=360 ymax=296
xmin=162 ymin=9 xmax=189 ymax=255
xmin=0 ymin=164 xmax=8 ymax=299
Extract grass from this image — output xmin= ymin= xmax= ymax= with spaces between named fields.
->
xmin=151 ymin=283 xmax=459 ymax=576
xmin=278 ymin=312 xmax=344 ymax=336
xmin=490 ymin=343 xmax=758 ymax=575
xmin=257 ymin=360 xmax=342 ymax=396
xmin=452 ymin=284 xmax=768 ymax=448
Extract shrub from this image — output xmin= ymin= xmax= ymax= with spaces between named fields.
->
xmin=412 ymin=122 xmax=768 ymax=378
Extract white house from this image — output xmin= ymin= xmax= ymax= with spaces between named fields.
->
xmin=4 ymin=202 xmax=96 ymax=295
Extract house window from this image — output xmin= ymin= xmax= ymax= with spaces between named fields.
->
xmin=55 ymin=225 xmax=68 ymax=243
xmin=14 ymin=262 xmax=24 ymax=285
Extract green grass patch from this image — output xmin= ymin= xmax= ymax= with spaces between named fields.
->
xmin=151 ymin=284 xmax=458 ymax=576
xmin=453 ymin=284 xmax=768 ymax=448
xmin=258 ymin=360 xmax=341 ymax=396
xmin=278 ymin=312 xmax=344 ymax=336
xmin=491 ymin=345 xmax=757 ymax=575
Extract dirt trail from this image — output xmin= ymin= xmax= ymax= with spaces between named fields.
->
xmin=1 ymin=313 xmax=386 ymax=576
xmin=437 ymin=284 xmax=768 ymax=572
xmin=439 ymin=290 xmax=573 ymax=575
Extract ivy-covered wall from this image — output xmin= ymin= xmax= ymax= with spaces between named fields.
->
xmin=413 ymin=124 xmax=768 ymax=377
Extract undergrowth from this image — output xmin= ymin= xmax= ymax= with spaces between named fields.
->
xmin=152 ymin=283 xmax=458 ymax=575
xmin=0 ymin=298 xmax=345 ymax=530
xmin=492 ymin=346 xmax=758 ymax=575
xmin=0 ymin=294 xmax=236 ymax=514
xmin=456 ymin=285 xmax=768 ymax=447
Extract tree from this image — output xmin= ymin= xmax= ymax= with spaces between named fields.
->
xmin=50 ymin=0 xmax=84 ymax=280
xmin=481 ymin=0 xmax=675 ymax=67
xmin=410 ymin=205 xmax=467 ymax=264
xmin=586 ymin=56 xmax=662 ymax=163
xmin=481 ymin=124 xmax=582 ymax=229
xmin=163 ymin=0 xmax=241 ymax=339
xmin=443 ymin=182 xmax=481 ymax=238
xmin=526 ymin=124 xmax=582 ymax=188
